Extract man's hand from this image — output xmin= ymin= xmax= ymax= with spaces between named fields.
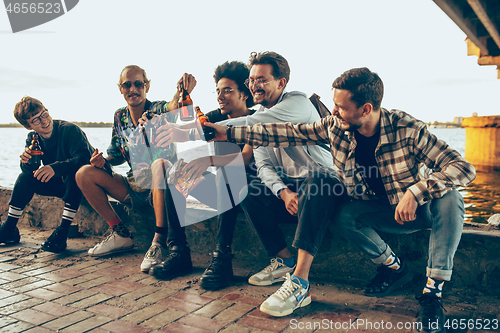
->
xmin=280 ymin=188 xmax=298 ymax=216
xmin=20 ymin=147 xmax=36 ymax=164
xmin=33 ymin=165 xmax=54 ymax=182
xmin=177 ymin=73 xmax=197 ymax=94
xmin=180 ymin=156 xmax=212 ymax=182
xmin=90 ymin=149 xmax=106 ymax=169
xmin=203 ymin=122 xmax=228 ymax=141
xmin=394 ymin=190 xmax=418 ymax=225
xmin=155 ymin=122 xmax=188 ymax=146
xmin=138 ymin=111 xmax=155 ymax=126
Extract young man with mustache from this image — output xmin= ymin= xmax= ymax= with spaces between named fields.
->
xmin=76 ymin=65 xmax=196 ymax=261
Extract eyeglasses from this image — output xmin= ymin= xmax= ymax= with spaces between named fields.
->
xmin=120 ymin=80 xmax=147 ymax=89
xmin=244 ymin=78 xmax=276 ymax=89
xmin=31 ymin=109 xmax=49 ymax=125
xmin=214 ymin=88 xmax=234 ymax=96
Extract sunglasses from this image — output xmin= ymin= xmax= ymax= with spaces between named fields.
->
xmin=120 ymin=80 xmax=147 ymax=89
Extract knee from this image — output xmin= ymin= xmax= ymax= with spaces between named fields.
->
xmin=151 ymin=158 xmax=172 ymax=174
xmin=433 ymin=189 xmax=464 ymax=214
xmin=75 ymin=165 xmax=95 ymax=187
xmin=302 ymin=174 xmax=346 ymax=198
xmin=335 ymin=202 xmax=358 ymax=233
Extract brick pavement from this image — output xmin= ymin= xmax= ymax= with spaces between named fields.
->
xmin=0 ymin=227 xmax=499 ymax=333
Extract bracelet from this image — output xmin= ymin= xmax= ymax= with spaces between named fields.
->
xmin=188 ymin=128 xmax=196 ymax=141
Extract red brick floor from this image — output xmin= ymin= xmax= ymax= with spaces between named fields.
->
xmin=0 ymin=228 xmax=497 ymax=332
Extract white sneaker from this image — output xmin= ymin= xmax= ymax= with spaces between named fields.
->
xmin=140 ymin=244 xmax=166 ymax=272
xmin=248 ymin=257 xmax=295 ymax=286
xmin=260 ymin=273 xmax=311 ymax=317
xmin=88 ymin=231 xmax=134 ymax=257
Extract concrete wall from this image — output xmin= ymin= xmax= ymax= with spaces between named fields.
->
xmin=1 ymin=186 xmax=500 ymax=294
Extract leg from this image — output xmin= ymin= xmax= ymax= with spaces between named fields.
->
xmin=75 ymin=165 xmax=129 ymax=222
xmin=293 ymin=173 xmax=348 ymax=260
xmin=240 ymin=181 xmax=295 ymax=257
xmin=1 ymin=171 xmax=66 ymax=245
xmin=141 ymin=159 xmax=170 ymax=272
xmin=41 ymin=175 xmax=83 ymax=253
xmin=260 ymin=173 xmax=347 ymax=317
xmin=149 ymin=181 xmax=192 ymax=279
xmin=337 ymin=198 xmax=416 ymax=296
xmin=415 ymin=190 xmax=464 ymax=333
xmin=76 ymin=166 xmax=134 ymax=257
xmin=242 ymin=181 xmax=298 ymax=287
xmin=420 ymin=189 xmax=464 ymax=281
xmin=200 ymin=169 xmax=252 ymax=290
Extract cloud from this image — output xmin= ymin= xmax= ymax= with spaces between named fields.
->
xmin=0 ymin=67 xmax=80 ymax=92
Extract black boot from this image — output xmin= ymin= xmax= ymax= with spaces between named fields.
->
xmin=41 ymin=227 xmax=68 ymax=253
xmin=365 ymin=261 xmax=414 ymax=297
xmin=417 ymin=294 xmax=446 ymax=333
xmin=200 ymin=248 xmax=234 ymax=290
xmin=0 ymin=223 xmax=20 ymax=245
xmin=149 ymin=245 xmax=192 ymax=279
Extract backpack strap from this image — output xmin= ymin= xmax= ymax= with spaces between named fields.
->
xmin=309 ymin=93 xmax=331 ymax=118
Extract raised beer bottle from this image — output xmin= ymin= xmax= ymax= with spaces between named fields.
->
xmin=179 ymin=84 xmax=195 ymax=121
xmin=195 ymin=106 xmax=215 ymax=141
xmin=29 ymin=133 xmax=42 ymax=167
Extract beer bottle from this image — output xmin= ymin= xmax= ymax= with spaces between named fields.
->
xmin=195 ymin=106 xmax=215 ymax=141
xmin=29 ymin=133 xmax=42 ymax=167
xmin=179 ymin=83 xmax=195 ymax=121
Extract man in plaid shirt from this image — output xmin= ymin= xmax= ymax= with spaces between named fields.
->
xmin=207 ymin=67 xmax=475 ymax=331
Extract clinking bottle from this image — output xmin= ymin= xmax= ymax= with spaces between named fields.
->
xmin=179 ymin=84 xmax=195 ymax=121
xmin=29 ymin=133 xmax=42 ymax=167
xmin=195 ymin=106 xmax=215 ymax=141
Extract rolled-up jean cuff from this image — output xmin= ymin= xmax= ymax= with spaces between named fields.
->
xmin=292 ymin=239 xmax=318 ymax=257
xmin=426 ymin=267 xmax=452 ymax=281
xmin=371 ymin=245 xmax=392 ymax=265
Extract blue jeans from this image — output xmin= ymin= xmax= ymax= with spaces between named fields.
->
xmin=337 ymin=189 xmax=464 ymax=281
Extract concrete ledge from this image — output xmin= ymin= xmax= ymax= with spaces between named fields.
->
xmin=1 ymin=186 xmax=499 ymax=294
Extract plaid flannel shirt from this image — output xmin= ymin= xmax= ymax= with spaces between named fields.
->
xmin=229 ymin=108 xmax=476 ymax=208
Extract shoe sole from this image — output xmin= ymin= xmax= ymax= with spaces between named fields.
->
xmin=88 ymin=245 xmax=134 ymax=257
xmin=150 ymin=265 xmax=192 ymax=279
xmin=0 ymin=240 xmax=20 ymax=245
xmin=41 ymin=244 xmax=67 ymax=253
xmin=140 ymin=261 xmax=161 ymax=273
xmin=200 ymin=276 xmax=232 ymax=290
xmin=365 ymin=271 xmax=414 ymax=298
xmin=259 ymin=294 xmax=312 ymax=317
xmin=248 ymin=276 xmax=286 ymax=286
xmin=0 ymin=234 xmax=21 ymax=245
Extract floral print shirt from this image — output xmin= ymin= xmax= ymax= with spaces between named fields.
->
xmin=107 ymin=99 xmax=178 ymax=171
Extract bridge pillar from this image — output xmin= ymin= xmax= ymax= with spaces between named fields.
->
xmin=462 ymin=116 xmax=500 ymax=172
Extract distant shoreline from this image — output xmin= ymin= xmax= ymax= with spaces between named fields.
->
xmin=0 ymin=122 xmax=113 ymax=128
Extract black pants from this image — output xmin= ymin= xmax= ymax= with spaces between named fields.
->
xmin=214 ymin=172 xmax=258 ymax=251
xmin=165 ymin=171 xmax=218 ymax=247
xmin=239 ymin=172 xmax=347 ymax=257
xmin=9 ymin=171 xmax=82 ymax=210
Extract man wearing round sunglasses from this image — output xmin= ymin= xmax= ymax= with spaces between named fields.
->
xmin=0 ymin=96 xmax=94 ymax=253
xmin=76 ymin=65 xmax=196 ymax=258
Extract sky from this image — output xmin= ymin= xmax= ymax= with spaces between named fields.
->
xmin=0 ymin=0 xmax=498 ymax=124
